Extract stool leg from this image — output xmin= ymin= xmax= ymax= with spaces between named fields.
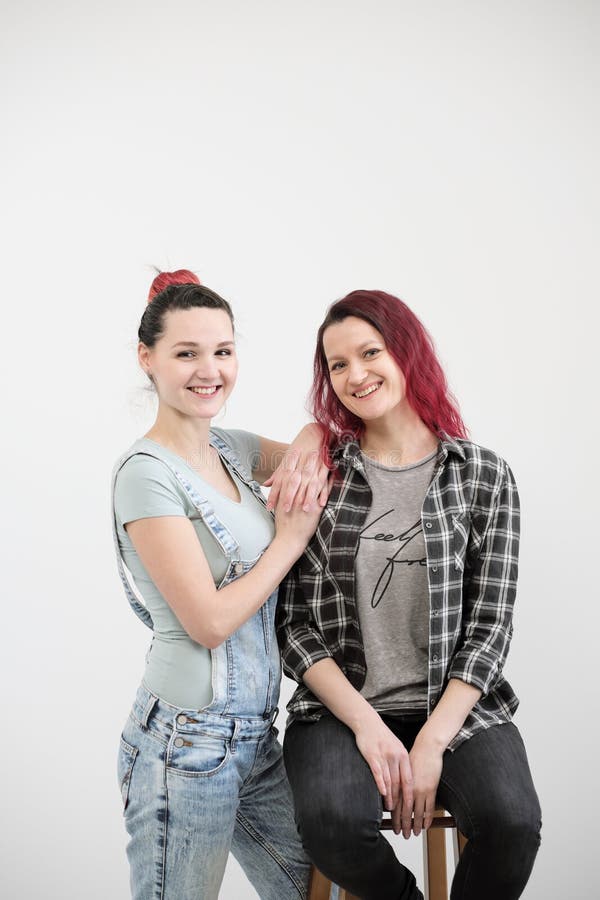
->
xmin=452 ymin=829 xmax=468 ymax=867
xmin=308 ymin=866 xmax=332 ymax=900
xmin=423 ymin=826 xmax=448 ymax=900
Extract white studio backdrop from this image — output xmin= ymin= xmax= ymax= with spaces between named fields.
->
xmin=1 ymin=1 xmax=598 ymax=898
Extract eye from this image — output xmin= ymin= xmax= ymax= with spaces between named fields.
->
xmin=364 ymin=348 xmax=380 ymax=358
xmin=177 ymin=351 xmax=196 ymax=359
xmin=215 ymin=349 xmax=233 ymax=357
xmin=330 ymin=361 xmax=346 ymax=372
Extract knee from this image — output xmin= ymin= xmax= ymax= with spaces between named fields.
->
xmin=476 ymin=803 xmax=542 ymax=857
xmin=297 ymin=800 xmax=380 ymax=871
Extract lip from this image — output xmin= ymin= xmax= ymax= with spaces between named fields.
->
xmin=187 ymin=385 xmax=222 ymax=397
xmin=352 ymin=381 xmax=383 ymax=399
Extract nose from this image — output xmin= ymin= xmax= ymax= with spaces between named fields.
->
xmin=347 ymin=359 xmax=369 ymax=387
xmin=194 ymin=355 xmax=220 ymax=380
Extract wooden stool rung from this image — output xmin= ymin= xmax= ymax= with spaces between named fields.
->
xmin=307 ymin=807 xmax=466 ymax=900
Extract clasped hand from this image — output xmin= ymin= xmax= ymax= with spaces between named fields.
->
xmin=265 ymin=447 xmax=330 ymax=512
xmin=355 ymin=716 xmax=444 ymax=839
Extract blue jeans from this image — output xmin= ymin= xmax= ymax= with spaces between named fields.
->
xmin=284 ymin=714 xmax=541 ymax=900
xmin=114 ymin=435 xmax=310 ymax=898
xmin=118 ymin=684 xmax=310 ymax=899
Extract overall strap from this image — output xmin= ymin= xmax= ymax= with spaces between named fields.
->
xmin=209 ymin=430 xmax=269 ymax=509
xmin=112 ymin=435 xmax=262 ymax=629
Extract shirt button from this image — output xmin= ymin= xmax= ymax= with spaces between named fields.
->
xmin=430 ymin=699 xmax=436 ymax=707
xmin=177 ymin=714 xmax=188 ymax=726
xmin=431 ymin=565 xmax=438 ymax=572
xmin=234 ymin=562 xmax=244 ymax=575
xmin=432 ymin=654 xmax=439 ymax=661
xmin=174 ymin=738 xmax=184 ymax=748
xmin=425 ymin=522 xmax=433 ymax=529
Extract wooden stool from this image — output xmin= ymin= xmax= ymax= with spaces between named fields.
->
xmin=308 ymin=808 xmax=467 ymax=900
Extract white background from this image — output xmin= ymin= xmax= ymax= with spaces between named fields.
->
xmin=1 ymin=1 xmax=598 ymax=898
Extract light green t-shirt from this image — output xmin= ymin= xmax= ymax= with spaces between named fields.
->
xmin=114 ymin=428 xmax=275 ymax=709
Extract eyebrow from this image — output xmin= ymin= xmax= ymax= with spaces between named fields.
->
xmin=171 ymin=340 xmax=235 ymax=349
xmin=326 ymin=339 xmax=384 ymax=362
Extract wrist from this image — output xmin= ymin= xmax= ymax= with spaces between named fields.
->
xmin=414 ymin=723 xmax=448 ymax=754
xmin=348 ymin=701 xmax=381 ymax=736
xmin=270 ymin=534 xmax=305 ymax=563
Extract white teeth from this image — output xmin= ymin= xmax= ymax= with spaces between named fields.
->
xmin=354 ymin=383 xmax=381 ymax=398
xmin=189 ymin=386 xmax=218 ymax=395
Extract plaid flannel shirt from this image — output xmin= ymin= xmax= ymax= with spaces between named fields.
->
xmin=276 ymin=434 xmax=520 ymax=751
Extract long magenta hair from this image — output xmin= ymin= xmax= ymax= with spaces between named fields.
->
xmin=311 ymin=290 xmax=467 ymax=446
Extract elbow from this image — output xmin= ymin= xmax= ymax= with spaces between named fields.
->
xmin=187 ymin=612 xmax=226 ymax=649
xmin=190 ymin=625 xmax=225 ymax=650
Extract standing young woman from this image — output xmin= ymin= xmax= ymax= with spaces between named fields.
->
xmin=113 ymin=270 xmax=325 ymax=900
xmin=278 ymin=290 xmax=541 ymax=900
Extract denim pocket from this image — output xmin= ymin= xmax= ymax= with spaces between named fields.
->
xmin=166 ymin=731 xmax=231 ymax=778
xmin=117 ymin=735 xmax=139 ymax=811
xmin=452 ymin=513 xmax=469 ymax=572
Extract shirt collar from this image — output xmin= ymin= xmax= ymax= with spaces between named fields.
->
xmin=332 ymin=431 xmax=466 ymax=469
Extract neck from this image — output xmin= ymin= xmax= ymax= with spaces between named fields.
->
xmin=360 ymin=406 xmax=439 ymax=466
xmin=145 ymin=405 xmax=213 ymax=466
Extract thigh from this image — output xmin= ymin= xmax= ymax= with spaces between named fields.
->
xmin=437 ymin=722 xmax=541 ymax=838
xmin=232 ymin=727 xmax=310 ymax=900
xmin=283 ymin=715 xmax=382 ymax=837
xmin=120 ymin=715 xmax=241 ymax=900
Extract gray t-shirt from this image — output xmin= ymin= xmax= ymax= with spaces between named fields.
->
xmin=113 ymin=428 xmax=275 ymax=709
xmin=356 ymin=448 xmax=438 ymax=712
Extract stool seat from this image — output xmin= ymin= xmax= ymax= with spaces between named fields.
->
xmin=308 ymin=807 xmax=467 ymax=900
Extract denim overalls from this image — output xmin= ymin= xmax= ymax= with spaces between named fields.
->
xmin=113 ymin=433 xmax=309 ymax=900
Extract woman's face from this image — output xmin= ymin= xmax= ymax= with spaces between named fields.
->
xmin=322 ymin=316 xmax=407 ymax=424
xmin=138 ymin=307 xmax=237 ymax=420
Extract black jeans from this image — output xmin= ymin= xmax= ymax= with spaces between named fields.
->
xmin=283 ymin=714 xmax=541 ymax=900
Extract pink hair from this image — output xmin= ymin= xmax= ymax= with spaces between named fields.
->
xmin=147 ymin=269 xmax=201 ymax=303
xmin=311 ymin=290 xmax=467 ymax=447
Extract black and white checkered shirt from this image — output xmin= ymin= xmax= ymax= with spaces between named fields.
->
xmin=276 ymin=434 xmax=520 ymax=750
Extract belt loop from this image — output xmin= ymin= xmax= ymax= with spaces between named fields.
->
xmin=230 ymin=719 xmax=240 ymax=754
xmin=139 ymin=692 xmax=159 ymax=729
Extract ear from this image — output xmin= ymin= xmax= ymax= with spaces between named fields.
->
xmin=138 ymin=342 xmax=152 ymax=377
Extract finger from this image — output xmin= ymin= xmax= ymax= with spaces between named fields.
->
xmin=380 ymin=760 xmax=393 ymax=811
xmin=423 ymin=791 xmax=436 ymax=831
xmin=298 ymin=454 xmax=319 ymax=510
xmin=388 ymin=764 xmax=401 ymax=812
xmin=398 ymin=753 xmax=414 ymax=816
xmin=265 ymin=478 xmax=279 ymax=510
xmin=280 ymin=470 xmax=302 ymax=512
xmin=368 ymin=760 xmax=388 ymax=800
xmin=401 ymin=793 xmax=414 ymax=840
xmin=412 ymin=798 xmax=425 ymax=837
xmin=391 ymin=798 xmax=402 ymax=835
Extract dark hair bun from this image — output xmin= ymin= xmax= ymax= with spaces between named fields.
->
xmin=147 ymin=269 xmax=201 ymax=303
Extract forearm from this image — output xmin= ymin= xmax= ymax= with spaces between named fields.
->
xmin=201 ymin=536 xmax=303 ymax=647
xmin=415 ymin=678 xmax=481 ymax=751
xmin=303 ymin=658 xmax=380 ymax=734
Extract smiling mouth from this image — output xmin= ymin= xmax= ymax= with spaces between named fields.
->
xmin=353 ymin=382 xmax=382 ymax=399
xmin=187 ymin=385 xmax=221 ymax=396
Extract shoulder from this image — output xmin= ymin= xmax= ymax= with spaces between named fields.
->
xmin=113 ymin=445 xmax=184 ymax=508
xmin=210 ymin=427 xmax=261 ymax=472
xmin=114 ymin=448 xmax=179 ymax=490
xmin=448 ymin=439 xmax=513 ymax=485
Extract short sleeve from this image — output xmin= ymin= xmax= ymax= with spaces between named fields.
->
xmin=114 ymin=454 xmax=188 ymax=529
xmin=212 ymin=428 xmax=262 ymax=477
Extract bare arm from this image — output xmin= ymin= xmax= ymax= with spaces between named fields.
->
xmin=403 ymin=679 xmax=481 ymax=836
xmin=126 ymin=500 xmax=320 ymax=648
xmin=303 ymin=658 xmax=416 ymax=838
